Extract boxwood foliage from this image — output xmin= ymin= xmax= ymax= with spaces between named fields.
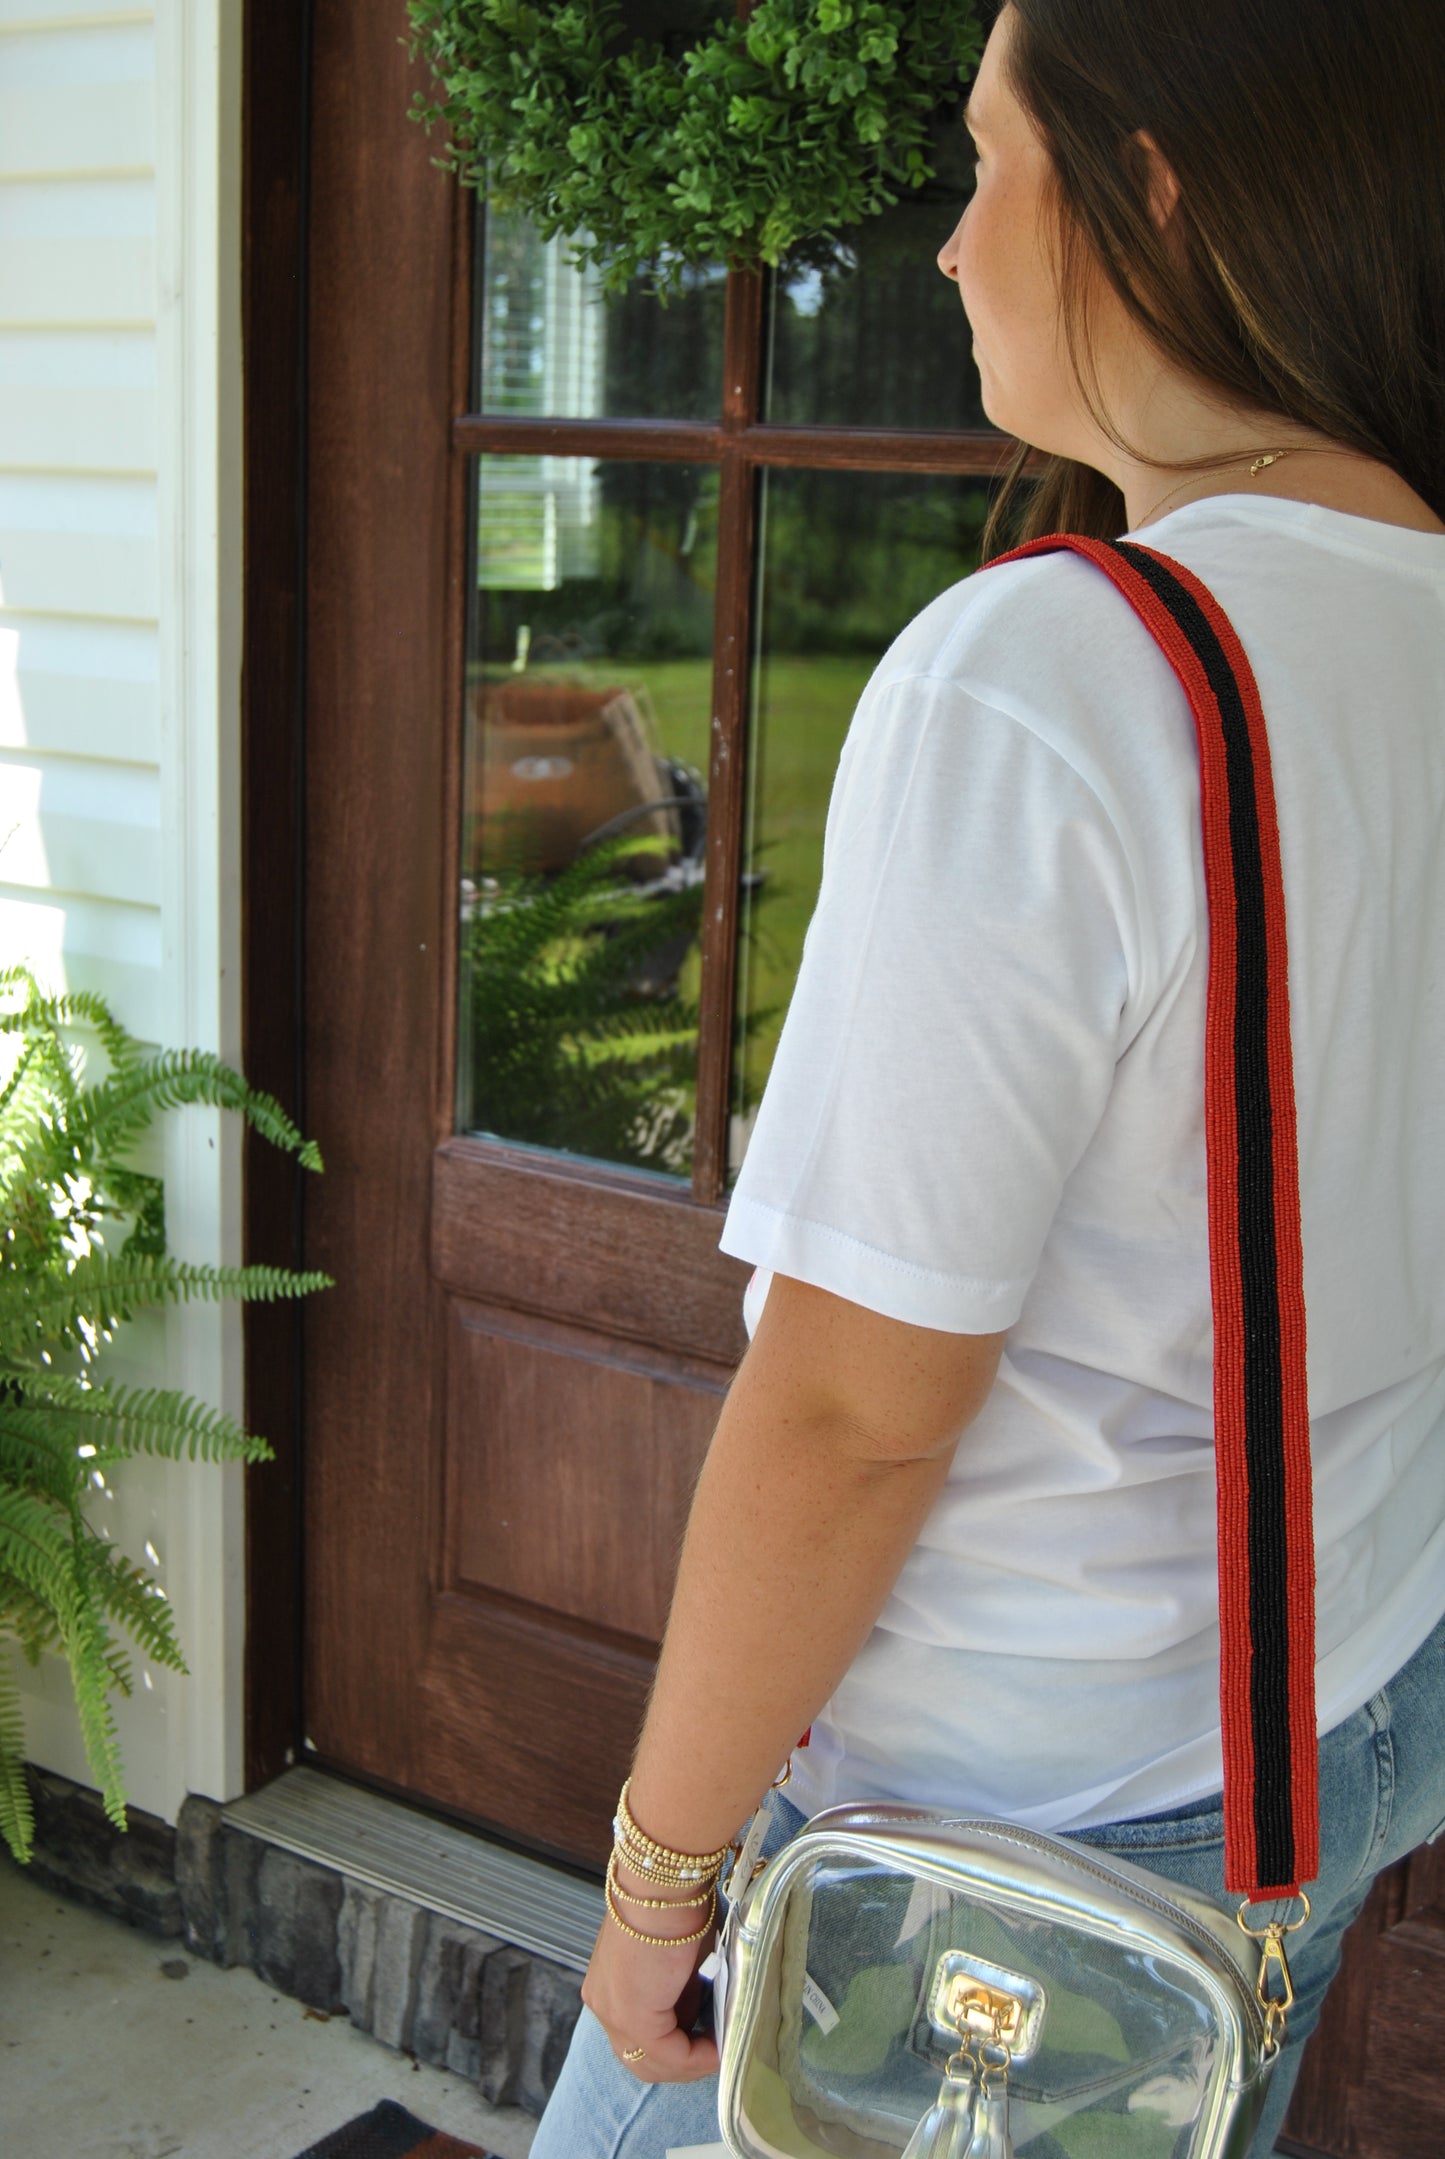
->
xmin=406 ymin=0 xmax=983 ymax=294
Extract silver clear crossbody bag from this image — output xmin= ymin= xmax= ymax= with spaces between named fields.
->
xmin=713 ymin=538 xmax=1321 ymax=2159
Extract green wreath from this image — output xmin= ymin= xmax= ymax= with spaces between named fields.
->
xmin=407 ymin=1 xmax=982 ymax=294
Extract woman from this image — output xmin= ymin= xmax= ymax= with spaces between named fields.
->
xmin=532 ymin=2 xmax=1445 ymax=2153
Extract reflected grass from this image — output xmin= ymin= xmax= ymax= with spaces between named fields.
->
xmin=613 ymin=652 xmax=875 ymax=1086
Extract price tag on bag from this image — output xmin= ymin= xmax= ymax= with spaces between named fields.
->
xmin=725 ymin=1802 xmax=771 ymax=1902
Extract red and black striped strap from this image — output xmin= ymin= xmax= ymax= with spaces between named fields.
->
xmin=990 ymin=534 xmax=1318 ymax=1901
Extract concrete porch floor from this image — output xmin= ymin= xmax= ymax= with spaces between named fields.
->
xmin=0 ymin=1859 xmax=538 ymax=2159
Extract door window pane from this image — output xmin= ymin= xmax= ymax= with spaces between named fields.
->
xmin=476 ymin=202 xmax=726 ymax=421
xmin=471 ymin=5 xmax=730 ymax=423
xmin=763 ymin=112 xmax=985 ymax=432
xmin=459 ymin=457 xmax=717 ymax=1179
xmin=731 ymin=471 xmax=993 ymax=1176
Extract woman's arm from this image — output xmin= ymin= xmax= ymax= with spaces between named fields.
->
xmin=581 ymin=1270 xmax=1005 ymax=2081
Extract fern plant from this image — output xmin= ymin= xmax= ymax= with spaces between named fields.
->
xmin=0 ymin=966 xmax=330 ymax=1865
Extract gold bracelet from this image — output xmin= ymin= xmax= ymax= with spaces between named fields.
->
xmin=611 ymin=1837 xmax=723 ymax=1888
xmin=607 ymin=1855 xmax=712 ymax=1911
xmin=605 ymin=1876 xmax=717 ymax=1948
xmin=609 ymin=1839 xmax=721 ymax=1891
xmin=612 ymin=1843 xmax=723 ymax=1892
xmin=614 ymin=1779 xmax=731 ymax=1880
xmin=608 ymin=1853 xmax=712 ymax=1908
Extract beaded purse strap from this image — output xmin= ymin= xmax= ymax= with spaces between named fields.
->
xmin=989 ymin=535 xmax=1318 ymax=1904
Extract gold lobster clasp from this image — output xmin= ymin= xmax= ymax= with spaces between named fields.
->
xmin=1237 ymin=1893 xmax=1311 ymax=2058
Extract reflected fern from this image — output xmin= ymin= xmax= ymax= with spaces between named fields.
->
xmin=463 ymin=833 xmax=778 ymax=1174
xmin=463 ymin=837 xmax=705 ymax=1172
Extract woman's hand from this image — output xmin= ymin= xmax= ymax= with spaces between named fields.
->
xmin=578 ymin=1278 xmax=1005 ymax=2083
xmin=580 ymin=1861 xmax=721 ymax=2083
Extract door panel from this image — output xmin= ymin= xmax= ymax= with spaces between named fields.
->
xmin=430 ymin=1141 xmax=748 ymax=1365
xmin=416 ymin=1592 xmax=659 ymax=1866
xmin=445 ymin=1299 xmax=726 ymax=1641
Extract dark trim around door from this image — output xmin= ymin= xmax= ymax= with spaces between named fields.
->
xmin=241 ymin=0 xmax=312 ymax=1792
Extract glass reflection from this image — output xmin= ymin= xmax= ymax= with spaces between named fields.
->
xmin=459 ymin=457 xmax=718 ymax=1178
xmin=731 ymin=471 xmax=992 ymax=1176
xmin=764 ymin=108 xmax=986 ymax=433
xmin=476 ymin=201 xmax=726 ymax=423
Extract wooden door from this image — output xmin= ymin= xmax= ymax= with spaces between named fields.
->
xmin=284 ymin=2 xmax=1442 ymax=2145
xmin=298 ymin=0 xmax=997 ymax=1871
xmin=1279 ymin=1839 xmax=1445 ymax=2159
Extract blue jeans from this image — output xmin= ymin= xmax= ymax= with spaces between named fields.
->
xmin=532 ymin=1608 xmax=1445 ymax=2159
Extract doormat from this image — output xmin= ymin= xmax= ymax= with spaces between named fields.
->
xmin=296 ymin=2097 xmax=494 ymax=2159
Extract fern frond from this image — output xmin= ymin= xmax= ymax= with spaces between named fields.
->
xmin=7 ymin=1372 xmax=273 ymax=1465
xmin=2 ymin=1255 xmax=333 ymax=1343
xmin=104 ymin=1640 xmax=135 ymax=1695
xmin=81 ymin=1538 xmax=186 ymax=1674
xmin=0 ymin=1489 xmax=126 ymax=1824
xmin=62 ymin=1593 xmax=127 ymax=1829
xmin=0 ymin=1570 xmax=63 ymax=1664
xmin=0 ymin=1420 xmax=87 ymax=1508
xmin=0 ymin=1647 xmax=34 ymax=1864
xmin=0 ymin=1039 xmax=46 ymax=1126
xmin=0 ymin=964 xmax=327 ymax=1848
xmin=0 ymin=1484 xmax=80 ymax=1611
xmin=74 ymin=1052 xmax=324 ymax=1173
xmin=0 ymin=971 xmax=141 ymax=1074
xmin=104 ymin=1167 xmax=166 ymax=1256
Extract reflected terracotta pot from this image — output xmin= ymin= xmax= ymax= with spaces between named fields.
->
xmin=469 ymin=678 xmax=680 ymax=876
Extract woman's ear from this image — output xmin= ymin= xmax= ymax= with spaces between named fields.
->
xmin=1131 ymin=131 xmax=1181 ymax=232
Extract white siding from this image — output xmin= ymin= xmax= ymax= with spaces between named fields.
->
xmin=2 ymin=0 xmax=245 ymax=1823
xmin=0 ymin=17 xmax=161 ymax=1019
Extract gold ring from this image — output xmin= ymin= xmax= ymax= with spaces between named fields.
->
xmin=622 ymin=2045 xmax=646 ymax=2063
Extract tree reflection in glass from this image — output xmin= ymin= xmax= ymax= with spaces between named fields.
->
xmin=764 ymin=104 xmax=984 ymax=434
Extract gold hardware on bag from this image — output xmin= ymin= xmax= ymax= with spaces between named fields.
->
xmin=1237 ymin=1892 xmax=1310 ymax=2058
xmin=939 ymin=1976 xmax=1028 ymax=2050
xmin=1254 ymin=1926 xmax=1295 ymax=2054
xmin=929 ymin=1953 xmax=1045 ymax=2063
xmin=905 ymin=1996 xmax=1018 ymax=2159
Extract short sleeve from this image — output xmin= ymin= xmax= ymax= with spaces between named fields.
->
xmin=720 ymin=674 xmax=1135 ymax=1333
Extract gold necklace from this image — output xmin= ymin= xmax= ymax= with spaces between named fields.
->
xmin=1135 ymin=445 xmax=1357 ymax=531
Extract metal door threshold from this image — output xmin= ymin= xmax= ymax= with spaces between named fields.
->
xmin=224 ymin=1766 xmax=603 ymax=1972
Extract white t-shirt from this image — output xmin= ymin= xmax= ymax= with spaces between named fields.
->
xmin=720 ymin=494 xmax=1445 ymax=1831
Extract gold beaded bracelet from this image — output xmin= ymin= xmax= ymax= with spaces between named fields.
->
xmin=613 ymin=1778 xmax=731 ymax=1883
xmin=616 ymin=1778 xmax=732 ymax=1867
xmin=606 ymin=1854 xmax=713 ymax=1912
xmin=605 ymin=1876 xmax=717 ymax=1949
xmin=613 ymin=1846 xmax=723 ymax=1893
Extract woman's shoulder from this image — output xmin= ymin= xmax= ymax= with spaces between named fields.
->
xmin=868 ymin=544 xmax=1197 ymax=811
xmin=880 ymin=543 xmax=1151 ymax=690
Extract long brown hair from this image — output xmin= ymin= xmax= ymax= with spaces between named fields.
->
xmin=982 ymin=0 xmax=1445 ymax=553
